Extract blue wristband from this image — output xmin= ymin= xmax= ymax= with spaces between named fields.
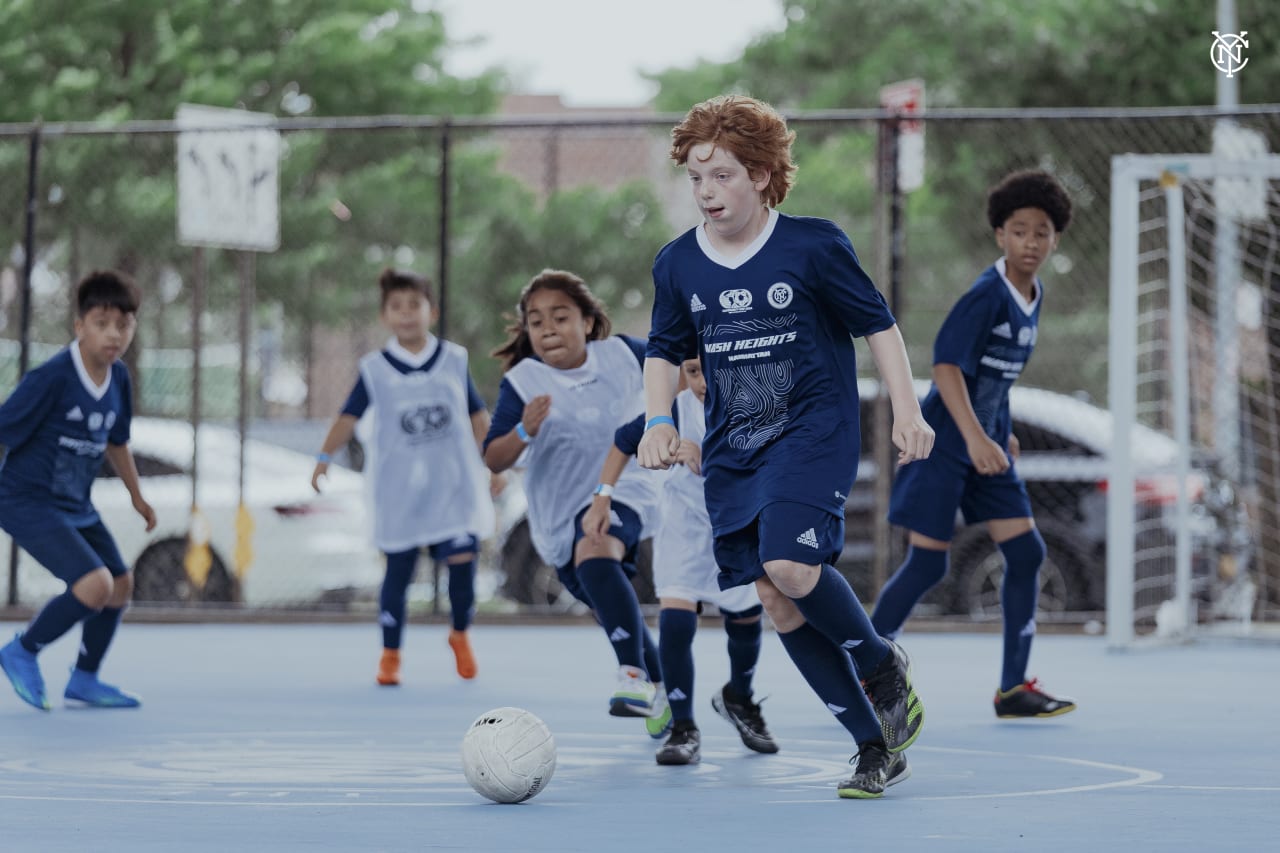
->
xmin=645 ymin=415 xmax=675 ymax=431
xmin=315 ymin=452 xmax=332 ymax=464
xmin=515 ymin=423 xmax=531 ymax=443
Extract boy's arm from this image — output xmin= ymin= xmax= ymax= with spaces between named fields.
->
xmin=311 ymin=414 xmax=358 ymax=492
xmin=638 ymin=357 xmax=681 ymax=469
xmin=470 ymin=408 xmax=507 ymax=497
xmin=865 ymin=325 xmax=934 ymax=464
xmin=105 ymin=443 xmax=157 ymax=531
xmin=581 ymin=416 xmax=642 ymax=540
xmin=933 ymin=363 xmax=1010 ymax=475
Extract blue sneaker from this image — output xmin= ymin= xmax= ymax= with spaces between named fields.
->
xmin=64 ymin=668 xmax=141 ymax=708
xmin=0 ymin=633 xmax=51 ymax=711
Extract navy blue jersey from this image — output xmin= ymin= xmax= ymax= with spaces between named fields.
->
xmin=924 ymin=259 xmax=1042 ymax=455
xmin=0 ymin=346 xmax=133 ymax=523
xmin=646 ymin=212 xmax=895 ymax=534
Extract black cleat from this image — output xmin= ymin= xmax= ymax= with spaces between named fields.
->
xmin=655 ymin=720 xmax=701 ymax=765
xmin=994 ymin=679 xmax=1077 ymax=718
xmin=711 ymin=684 xmax=779 ymax=754
xmin=885 ymin=750 xmax=911 ymax=788
xmin=836 ymin=739 xmax=892 ymax=799
xmin=861 ymin=639 xmax=924 ymax=753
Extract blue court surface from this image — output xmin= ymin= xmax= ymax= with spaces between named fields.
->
xmin=1 ymin=620 xmax=1276 ymax=852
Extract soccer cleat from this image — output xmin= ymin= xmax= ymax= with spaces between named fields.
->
xmin=655 ymin=720 xmax=701 ymax=765
xmin=836 ymin=739 xmax=892 ymax=799
xmin=63 ymin=668 xmax=141 ymax=708
xmin=448 ymin=630 xmax=478 ymax=680
xmin=885 ymin=750 xmax=911 ymax=788
xmin=711 ymin=683 xmax=779 ymax=754
xmin=861 ymin=639 xmax=924 ymax=753
xmin=646 ymin=683 xmax=673 ymax=739
xmin=0 ymin=634 xmax=50 ymax=711
xmin=608 ymin=665 xmax=657 ymax=718
xmin=994 ymin=678 xmax=1077 ymax=718
xmin=376 ymin=648 xmax=401 ymax=686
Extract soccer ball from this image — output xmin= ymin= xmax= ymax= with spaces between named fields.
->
xmin=460 ymin=707 xmax=557 ymax=803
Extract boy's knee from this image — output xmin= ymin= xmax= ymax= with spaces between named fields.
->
xmin=755 ymin=579 xmax=803 ymax=630
xmin=761 ymin=559 xmax=819 ymax=598
xmin=71 ymin=568 xmax=113 ymax=611
xmin=109 ymin=573 xmax=133 ymax=608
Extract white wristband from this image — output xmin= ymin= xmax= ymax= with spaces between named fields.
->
xmin=593 ymin=483 xmax=615 ymax=497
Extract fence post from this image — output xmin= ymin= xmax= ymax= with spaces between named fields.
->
xmin=432 ymin=120 xmax=453 ymax=615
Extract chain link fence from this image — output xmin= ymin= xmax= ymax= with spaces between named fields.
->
xmin=2 ymin=107 xmax=1278 ymax=623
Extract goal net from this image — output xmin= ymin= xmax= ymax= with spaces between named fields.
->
xmin=1107 ymin=146 xmax=1280 ymax=648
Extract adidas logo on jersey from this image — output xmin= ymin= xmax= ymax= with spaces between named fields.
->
xmin=65 ymin=406 xmax=84 ymax=421
xmin=609 ymin=626 xmax=632 ymax=643
xmin=991 ymin=321 xmax=1013 ymax=339
xmin=690 ymin=293 xmax=706 ymax=312
xmin=796 ymin=527 xmax=820 ymax=549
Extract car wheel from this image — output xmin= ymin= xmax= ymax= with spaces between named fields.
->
xmin=498 ymin=520 xmax=579 ymax=612
xmin=948 ymin=523 xmax=1093 ymax=619
xmin=132 ymin=537 xmax=240 ymax=604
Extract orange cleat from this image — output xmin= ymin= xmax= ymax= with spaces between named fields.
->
xmin=376 ymin=648 xmax=401 ymax=686
xmin=448 ymin=630 xmax=478 ymax=679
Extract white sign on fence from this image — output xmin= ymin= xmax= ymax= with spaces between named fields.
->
xmin=176 ymin=104 xmax=280 ymax=251
xmin=879 ymin=79 xmax=926 ymax=193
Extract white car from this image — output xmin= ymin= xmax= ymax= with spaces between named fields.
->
xmin=0 ymin=418 xmax=385 ymax=609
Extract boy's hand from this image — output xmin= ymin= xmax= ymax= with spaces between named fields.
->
xmin=674 ymin=439 xmax=702 ymax=475
xmin=1007 ymin=433 xmax=1021 ymax=461
xmin=967 ymin=434 xmax=1011 ymax=476
xmin=522 ymin=395 xmax=552 ymax=438
xmin=581 ymin=497 xmax=612 ymax=541
xmin=133 ymin=496 xmax=157 ymax=532
xmin=638 ymin=423 xmax=681 ymax=470
xmin=892 ymin=414 xmax=935 ymax=464
xmin=310 ymin=461 xmax=328 ymax=493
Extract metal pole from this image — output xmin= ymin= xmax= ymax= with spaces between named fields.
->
xmin=191 ymin=247 xmax=204 ymax=499
xmin=1164 ymin=178 xmax=1194 ymax=632
xmin=1214 ymin=0 xmax=1242 ymax=482
xmin=7 ymin=124 xmax=40 ymax=607
xmin=432 ymin=123 xmax=452 ymax=614
xmin=871 ymin=118 xmax=902 ymax=598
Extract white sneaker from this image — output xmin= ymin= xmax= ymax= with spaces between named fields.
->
xmin=608 ymin=665 xmax=656 ymax=718
xmin=646 ymin=682 xmax=673 ymax=739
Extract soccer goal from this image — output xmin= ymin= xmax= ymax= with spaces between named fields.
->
xmin=1107 ymin=147 xmax=1280 ymax=648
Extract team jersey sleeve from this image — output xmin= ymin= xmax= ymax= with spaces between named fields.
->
xmin=816 ymin=224 xmax=896 ymax=338
xmin=465 ymin=373 xmax=486 ymax=414
xmin=616 ymin=335 xmax=648 ymax=367
xmin=483 ymin=377 xmax=527 ymax=451
xmin=0 ymin=365 xmax=61 ymax=453
xmin=933 ymin=282 xmax=1000 ymax=377
xmin=340 ymin=376 xmax=370 ymax=418
xmin=108 ymin=365 xmax=133 ymax=445
xmin=645 ymin=253 xmax=698 ymax=364
xmin=613 ymin=413 xmax=645 ymax=456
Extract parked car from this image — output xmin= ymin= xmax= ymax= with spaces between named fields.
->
xmin=495 ymin=382 xmax=1253 ymax=620
xmin=0 ymin=418 xmax=384 ymax=609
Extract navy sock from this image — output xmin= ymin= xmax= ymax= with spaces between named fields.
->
xmin=791 ymin=564 xmax=889 ymax=677
xmin=577 ymin=558 xmax=647 ymax=672
xmin=446 ymin=558 xmax=476 ymax=632
xmin=22 ymin=590 xmax=95 ymax=653
xmin=76 ymin=606 xmax=123 ymax=673
xmin=999 ymin=529 xmax=1046 ymax=691
xmin=723 ymin=613 xmax=762 ymax=697
xmin=871 ymin=545 xmax=950 ymax=638
xmin=379 ymin=549 xmax=418 ymax=650
xmin=776 ymin=622 xmax=881 ymax=745
xmin=658 ymin=608 xmax=698 ymax=721
xmin=642 ymin=623 xmax=663 ymax=686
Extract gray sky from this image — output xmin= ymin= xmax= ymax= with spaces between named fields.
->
xmin=436 ymin=0 xmax=786 ymax=107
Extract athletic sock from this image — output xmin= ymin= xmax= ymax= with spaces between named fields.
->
xmin=999 ymin=529 xmax=1047 ymax=691
xmin=777 ymin=622 xmax=881 ymax=744
xmin=658 ymin=608 xmax=698 ymax=721
xmin=723 ymin=611 xmax=762 ymax=697
xmin=379 ymin=548 xmax=418 ymax=650
xmin=576 ymin=558 xmax=647 ymax=672
xmin=22 ymin=590 xmax=95 ymax=652
xmin=446 ymin=558 xmax=477 ymax=632
xmin=792 ymin=564 xmax=889 ymax=676
xmin=871 ymin=545 xmax=949 ymax=638
xmin=76 ymin=606 xmax=123 ymax=673
xmin=642 ymin=622 xmax=662 ymax=685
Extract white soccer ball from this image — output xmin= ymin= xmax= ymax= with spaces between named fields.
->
xmin=460 ymin=707 xmax=557 ymax=803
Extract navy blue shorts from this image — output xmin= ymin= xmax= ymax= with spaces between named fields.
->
xmin=556 ymin=501 xmax=645 ymax=606
xmin=0 ymin=506 xmax=128 ymax=585
xmin=712 ymin=501 xmax=845 ymax=589
xmin=426 ymin=534 xmax=480 ymax=562
xmin=888 ymin=449 xmax=1033 ymax=541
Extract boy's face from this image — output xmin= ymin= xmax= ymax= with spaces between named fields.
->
xmin=525 ymin=287 xmax=593 ymax=370
xmin=680 ymin=358 xmax=707 ymax=403
xmin=995 ymin=207 xmax=1058 ymax=284
xmin=686 ymin=143 xmax=771 ymax=244
xmin=381 ymin=288 xmax=433 ymax=347
xmin=74 ymin=305 xmax=136 ymax=367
